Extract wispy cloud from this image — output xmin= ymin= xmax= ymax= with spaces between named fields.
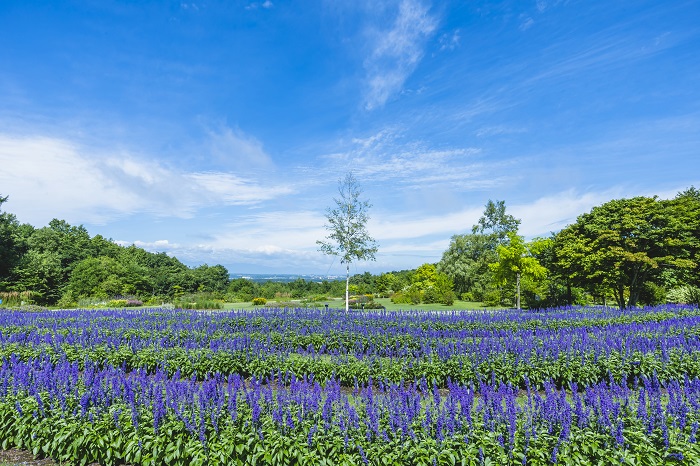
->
xmin=245 ymin=1 xmax=273 ymax=10
xmin=112 ymin=185 xmax=698 ymax=273
xmin=438 ymin=29 xmax=460 ymax=51
xmin=474 ymin=125 xmax=527 ymax=138
xmin=205 ymin=125 xmax=275 ymax=173
xmin=524 ymin=27 xmax=685 ymax=85
xmin=363 ymin=0 xmax=438 ymax=110
xmin=308 ymin=128 xmax=513 ymax=191
xmin=0 ymin=133 xmax=292 ymax=226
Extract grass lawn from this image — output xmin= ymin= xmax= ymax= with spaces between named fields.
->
xmin=222 ymin=298 xmax=506 ymax=312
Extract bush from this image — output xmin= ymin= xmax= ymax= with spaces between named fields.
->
xmin=107 ymin=299 xmax=128 ymax=308
xmin=0 ymin=291 xmax=37 ymax=307
xmin=177 ymin=300 xmax=223 ymax=310
xmin=639 ymin=282 xmax=666 ymax=306
xmin=422 ymin=286 xmax=439 ymax=304
xmin=460 ymin=292 xmax=475 ymax=302
xmin=483 ymin=289 xmax=502 ymax=307
xmin=668 ymin=286 xmax=700 ymax=305
xmin=349 ymin=302 xmax=385 ymax=310
xmin=252 ymin=297 xmax=267 ymax=306
xmin=441 ymin=290 xmax=456 ymax=306
xmin=390 ymin=292 xmax=412 ymax=304
xmin=407 ymin=286 xmax=422 ymax=304
xmin=56 ymin=292 xmax=78 ymax=309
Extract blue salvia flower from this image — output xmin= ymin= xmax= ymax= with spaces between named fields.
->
xmin=550 ymin=444 xmax=559 ymax=464
xmin=689 ymin=421 xmax=698 ymax=443
xmin=358 ymin=445 xmax=369 ymax=465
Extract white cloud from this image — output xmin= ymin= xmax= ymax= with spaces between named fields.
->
xmin=511 ymin=189 xmax=625 ymax=237
xmin=310 ymin=128 xmax=510 ymax=191
xmin=475 ymin=125 xmax=527 ymax=138
xmin=519 ymin=15 xmax=534 ymax=31
xmin=438 ymin=30 xmax=460 ymax=51
xmin=206 ymin=126 xmax=274 ymax=173
xmin=363 ymin=0 xmax=438 ymax=110
xmin=0 ymin=133 xmax=292 ymax=226
xmin=245 ymin=1 xmax=273 ymax=10
xmin=110 ymin=185 xmax=698 ymax=274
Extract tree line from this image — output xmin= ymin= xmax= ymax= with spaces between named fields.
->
xmin=1 ymin=187 xmax=699 ymax=309
xmin=0 ymin=195 xmax=230 ymax=306
xmin=437 ymin=187 xmax=700 ymax=309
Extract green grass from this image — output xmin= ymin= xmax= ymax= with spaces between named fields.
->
xmin=221 ymin=298 xmax=506 ymax=312
xmin=373 ymin=297 xmax=505 ymax=311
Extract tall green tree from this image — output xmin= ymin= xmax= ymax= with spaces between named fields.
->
xmin=663 ymin=187 xmax=700 ymax=288
xmin=13 ymin=250 xmax=64 ymax=304
xmin=438 ymin=233 xmax=494 ymax=299
xmin=317 ymin=173 xmax=378 ymax=313
xmin=553 ymin=196 xmax=695 ymax=309
xmin=490 ymin=232 xmax=547 ymax=309
xmin=0 ymin=195 xmax=33 ymax=288
xmin=472 ymin=199 xmax=521 ymax=242
xmin=438 ymin=200 xmax=520 ymax=301
xmin=67 ymin=256 xmax=129 ymax=298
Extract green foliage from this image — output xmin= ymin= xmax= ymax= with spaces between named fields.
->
xmin=490 ymin=232 xmax=547 ymax=308
xmin=227 ymin=278 xmax=258 ymax=302
xmin=174 ymin=293 xmax=224 ymax=310
xmin=107 ymin=299 xmax=129 ymax=308
xmin=375 ymin=272 xmax=397 ymax=296
xmin=668 ymin=285 xmax=700 ymax=305
xmin=317 ymin=172 xmax=378 ymax=312
xmin=317 ymin=173 xmax=378 ymax=266
xmin=438 ymin=200 xmax=519 ymax=304
xmin=552 ymin=195 xmax=698 ymax=309
xmin=438 ymin=233 xmax=496 ymax=298
xmin=390 ymin=292 xmax=413 ymax=305
xmin=472 ymin=199 xmax=521 ymax=241
xmin=0 ymin=195 xmax=33 ymax=288
xmin=0 ymin=291 xmax=36 ymax=306
xmin=639 ymin=281 xmax=667 ymax=305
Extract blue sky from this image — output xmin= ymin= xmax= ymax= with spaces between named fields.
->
xmin=1 ymin=0 xmax=699 ymax=275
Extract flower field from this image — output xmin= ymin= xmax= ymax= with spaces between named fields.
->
xmin=2 ymin=305 xmax=700 ymax=465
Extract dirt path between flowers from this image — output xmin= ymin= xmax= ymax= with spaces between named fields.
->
xmin=0 ymin=449 xmax=56 ymax=465
xmin=0 ymin=449 xmax=104 ymax=466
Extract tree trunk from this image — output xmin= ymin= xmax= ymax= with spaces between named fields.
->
xmin=616 ymin=285 xmax=626 ymax=310
xmin=345 ymin=263 xmax=349 ymax=313
xmin=566 ymin=281 xmax=572 ymax=306
xmin=516 ymin=272 xmax=521 ymax=310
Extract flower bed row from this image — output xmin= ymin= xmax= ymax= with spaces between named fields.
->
xmin=1 ymin=356 xmax=699 ymax=465
xmin=1 ymin=305 xmax=700 ymax=389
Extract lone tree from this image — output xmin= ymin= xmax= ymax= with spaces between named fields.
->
xmin=317 ymin=173 xmax=378 ymax=312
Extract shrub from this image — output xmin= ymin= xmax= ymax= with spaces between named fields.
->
xmin=252 ymin=297 xmax=267 ymax=306
xmin=177 ymin=300 xmax=223 ymax=310
xmin=107 ymin=299 xmax=128 ymax=308
xmin=460 ymin=292 xmax=475 ymax=302
xmin=422 ymin=286 xmax=439 ymax=304
xmin=483 ymin=290 xmax=501 ymax=307
xmin=407 ymin=286 xmax=422 ymax=304
xmin=56 ymin=292 xmax=78 ymax=309
xmin=639 ymin=282 xmax=666 ymax=306
xmin=390 ymin=292 xmax=412 ymax=304
xmin=349 ymin=302 xmax=385 ymax=310
xmin=668 ymin=286 xmax=700 ymax=305
xmin=0 ymin=291 xmax=37 ymax=307
xmin=440 ymin=289 xmax=456 ymax=306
